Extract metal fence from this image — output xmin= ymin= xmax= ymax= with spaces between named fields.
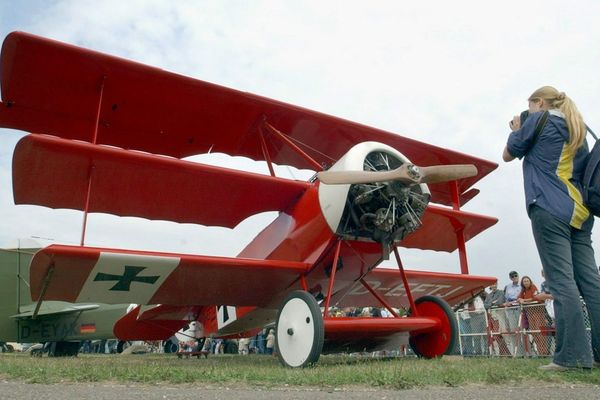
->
xmin=456 ymin=301 xmax=591 ymax=357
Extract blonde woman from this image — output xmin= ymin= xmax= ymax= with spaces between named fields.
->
xmin=503 ymin=86 xmax=600 ymax=371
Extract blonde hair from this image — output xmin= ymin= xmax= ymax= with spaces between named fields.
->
xmin=528 ymin=86 xmax=586 ymax=153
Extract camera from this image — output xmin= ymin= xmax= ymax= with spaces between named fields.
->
xmin=510 ymin=110 xmax=530 ymax=129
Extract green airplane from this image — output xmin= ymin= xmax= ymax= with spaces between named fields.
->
xmin=0 ymin=241 xmax=136 ymax=356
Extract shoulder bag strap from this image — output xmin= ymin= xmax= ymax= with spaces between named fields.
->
xmin=531 ymin=110 xmax=550 ymax=145
xmin=586 ymin=125 xmax=598 ymax=142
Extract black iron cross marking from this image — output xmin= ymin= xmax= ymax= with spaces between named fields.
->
xmin=218 ymin=305 xmax=229 ymax=323
xmin=93 ymin=266 xmax=160 ymax=291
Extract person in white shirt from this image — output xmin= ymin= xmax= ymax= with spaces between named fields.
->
xmin=504 ymin=271 xmax=521 ymax=304
xmin=502 ymin=271 xmax=523 ymax=356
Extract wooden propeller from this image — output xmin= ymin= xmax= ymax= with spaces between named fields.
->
xmin=317 ymin=164 xmax=478 ymax=185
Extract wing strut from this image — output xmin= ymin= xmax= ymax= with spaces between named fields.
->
xmin=262 ymin=121 xmax=323 ymax=171
xmin=32 ymin=263 xmax=55 ymax=319
xmin=450 ymin=181 xmax=469 ymax=274
xmin=358 ymin=278 xmax=400 ymax=318
xmin=393 ymin=247 xmax=418 ymax=316
xmin=258 ymin=127 xmax=276 ymax=177
xmin=80 ymin=76 xmax=107 ymax=246
xmin=322 ymin=239 xmax=342 ymax=317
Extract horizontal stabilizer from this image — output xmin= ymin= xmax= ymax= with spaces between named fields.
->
xmin=113 ymin=305 xmax=192 ymax=340
xmin=30 ymin=245 xmax=310 ymax=307
xmin=11 ymin=302 xmax=99 ymax=319
xmin=136 ymin=304 xmax=201 ymax=321
xmin=13 ymin=134 xmax=308 ymax=228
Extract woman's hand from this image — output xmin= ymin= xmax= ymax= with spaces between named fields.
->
xmin=509 ymin=115 xmax=521 ymax=132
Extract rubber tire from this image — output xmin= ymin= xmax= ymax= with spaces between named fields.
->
xmin=408 ymin=295 xmax=457 ymax=358
xmin=275 ymin=290 xmax=324 ymax=368
xmin=163 ymin=340 xmax=178 ymax=354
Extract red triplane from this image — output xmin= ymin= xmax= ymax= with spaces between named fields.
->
xmin=0 ymin=32 xmax=497 ymax=367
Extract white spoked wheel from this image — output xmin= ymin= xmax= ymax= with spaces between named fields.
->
xmin=275 ymin=290 xmax=324 ymax=368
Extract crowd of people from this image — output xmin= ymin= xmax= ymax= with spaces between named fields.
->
xmin=459 ymin=269 xmax=557 ymax=357
xmin=481 ymin=269 xmax=554 ymax=310
xmin=177 ymin=328 xmax=277 ymax=356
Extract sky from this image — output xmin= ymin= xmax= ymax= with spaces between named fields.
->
xmin=2 ymin=0 xmax=600 ymax=290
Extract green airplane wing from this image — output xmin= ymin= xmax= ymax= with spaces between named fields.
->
xmin=11 ymin=302 xmax=100 ymax=319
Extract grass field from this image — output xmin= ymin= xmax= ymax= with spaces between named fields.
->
xmin=0 ymin=353 xmax=599 ymax=388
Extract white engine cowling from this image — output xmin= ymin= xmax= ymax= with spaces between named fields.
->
xmin=318 ymin=142 xmax=430 ymax=244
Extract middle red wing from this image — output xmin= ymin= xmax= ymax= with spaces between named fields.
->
xmin=402 ymin=205 xmax=498 ymax=252
xmin=13 ymin=134 xmax=309 ymax=228
xmin=12 ymin=134 xmax=495 ymax=253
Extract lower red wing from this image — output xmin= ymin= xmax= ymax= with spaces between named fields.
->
xmin=30 ymin=245 xmax=309 ymax=307
xmin=332 ymin=268 xmax=496 ymax=309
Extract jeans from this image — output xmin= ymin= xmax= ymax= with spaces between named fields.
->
xmin=530 ymin=205 xmax=600 ymax=368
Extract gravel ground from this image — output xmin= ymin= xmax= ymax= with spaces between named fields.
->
xmin=1 ymin=381 xmax=600 ymax=400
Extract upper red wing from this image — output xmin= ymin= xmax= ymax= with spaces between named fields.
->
xmin=0 ymin=31 xmax=496 ymax=206
xmin=30 ymin=245 xmax=309 ymax=307
xmin=13 ymin=134 xmax=308 ymax=228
